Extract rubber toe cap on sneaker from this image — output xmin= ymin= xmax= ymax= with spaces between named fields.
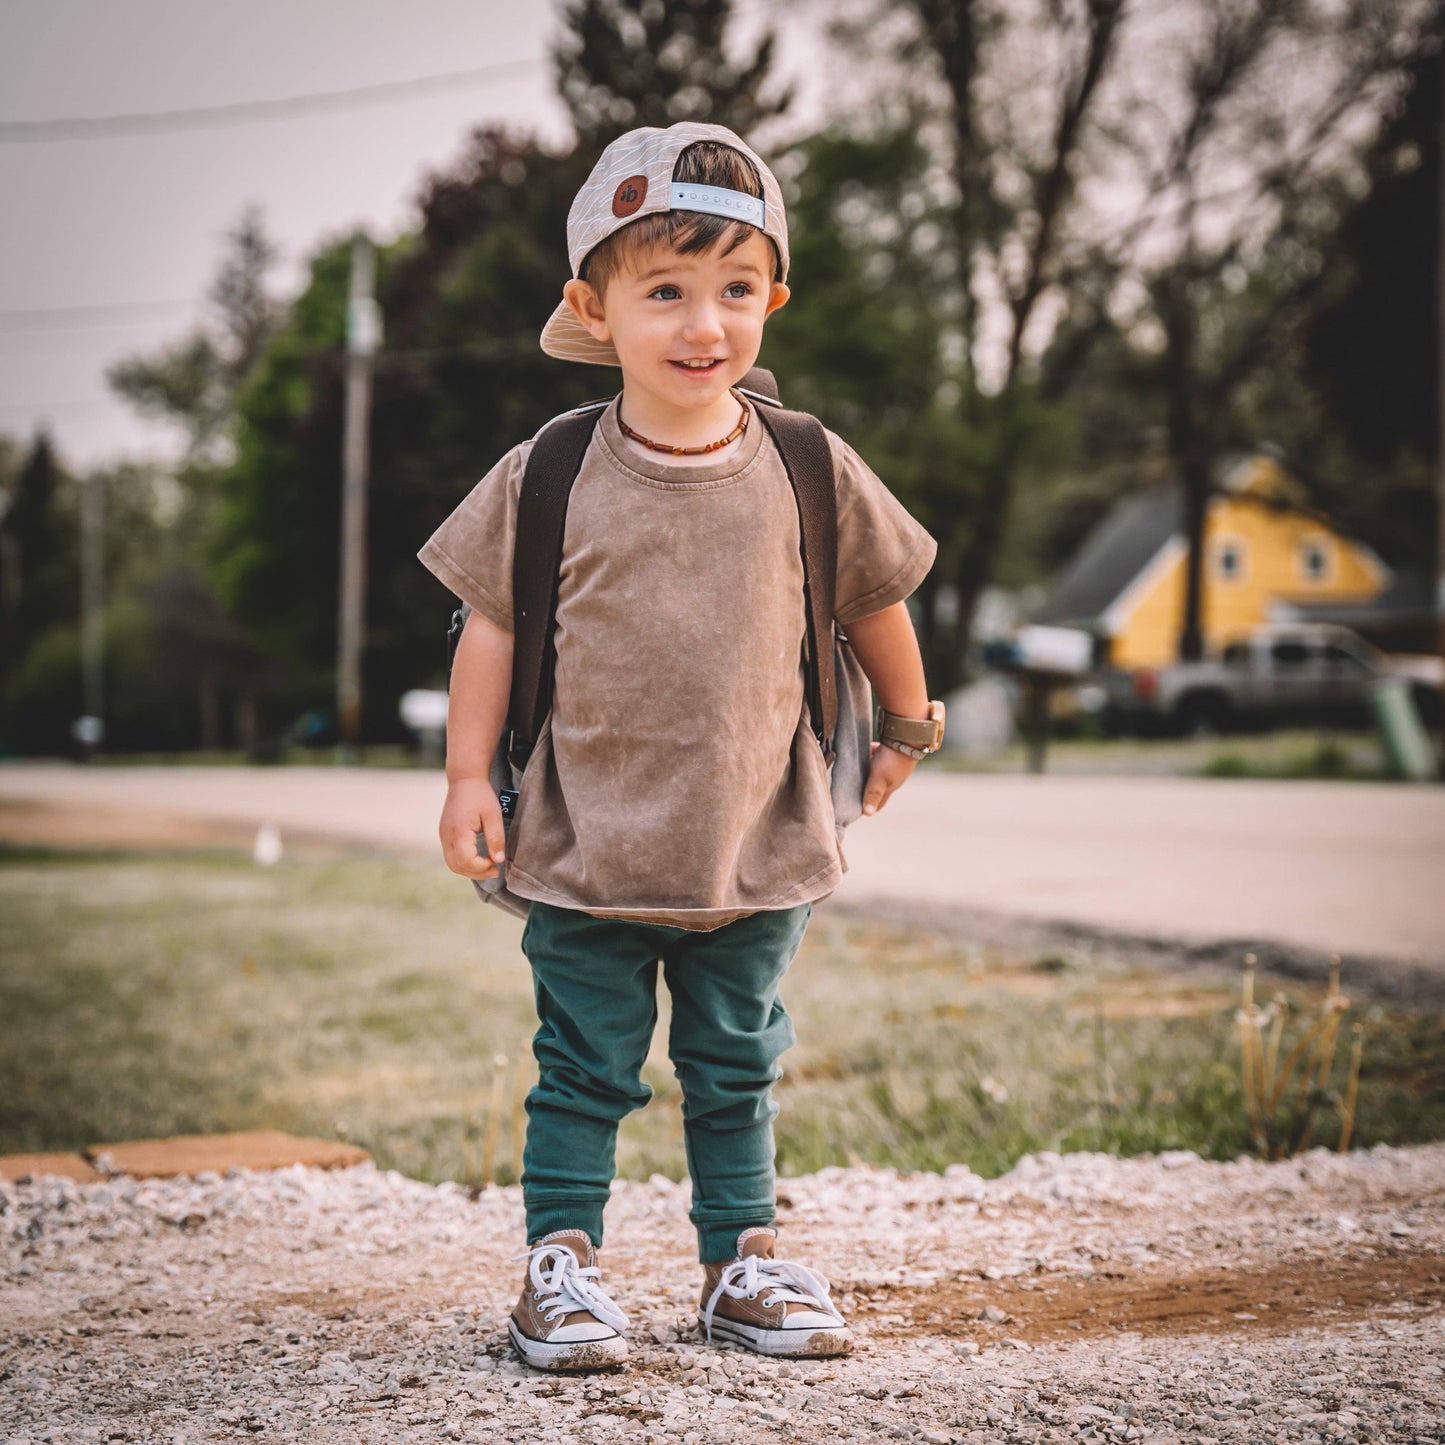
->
xmin=546 ymin=1319 xmax=620 ymax=1344
xmin=782 ymin=1307 xmax=845 ymax=1330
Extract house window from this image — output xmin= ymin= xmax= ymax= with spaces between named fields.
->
xmin=1299 ymin=537 xmax=1333 ymax=584
xmin=1271 ymin=640 xmax=1311 ymax=668
xmin=1215 ymin=537 xmax=1246 ymax=581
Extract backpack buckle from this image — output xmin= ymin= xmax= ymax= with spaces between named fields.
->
xmin=507 ymin=730 xmax=533 ymax=772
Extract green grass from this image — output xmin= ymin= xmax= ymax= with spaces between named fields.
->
xmin=1198 ymin=735 xmax=1393 ymax=780
xmin=2 ymin=849 xmax=1441 ymax=1186
xmin=932 ymin=726 xmax=1400 ymax=781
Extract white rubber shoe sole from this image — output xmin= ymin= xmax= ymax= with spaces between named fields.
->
xmin=508 ymin=1317 xmax=629 ymax=1372
xmin=700 ymin=1313 xmax=852 ymax=1358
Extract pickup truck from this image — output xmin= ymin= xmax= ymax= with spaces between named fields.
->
xmin=1096 ymin=623 xmax=1445 ymax=737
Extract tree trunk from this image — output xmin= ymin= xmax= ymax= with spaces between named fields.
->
xmin=1159 ymin=275 xmax=1210 ymax=663
xmin=1177 ymin=450 xmax=1210 ymax=663
xmin=947 ymin=389 xmax=1031 ymax=684
xmin=199 ymin=666 xmax=220 ymax=752
xmin=237 ymin=685 xmax=258 ymax=754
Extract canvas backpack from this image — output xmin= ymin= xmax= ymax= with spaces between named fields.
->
xmin=446 ymin=366 xmax=873 ymax=918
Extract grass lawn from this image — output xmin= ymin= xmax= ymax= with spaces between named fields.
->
xmin=2 ymin=848 xmax=1441 ymax=1186
xmin=934 ymin=725 xmax=1400 ymax=781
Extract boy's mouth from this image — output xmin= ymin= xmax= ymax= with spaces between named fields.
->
xmin=670 ymin=358 xmax=725 ymax=376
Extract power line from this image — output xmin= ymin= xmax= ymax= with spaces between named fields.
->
xmin=0 ymin=336 xmax=549 ymax=416
xmin=0 ymin=58 xmax=544 ymax=143
xmin=0 ymin=397 xmax=116 ymax=417
xmin=0 ymin=298 xmax=198 ymax=331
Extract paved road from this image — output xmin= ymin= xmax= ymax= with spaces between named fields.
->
xmin=2 ymin=763 xmax=1442 ymax=969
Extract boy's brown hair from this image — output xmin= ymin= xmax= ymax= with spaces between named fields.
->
xmin=580 ymin=140 xmax=782 ymax=302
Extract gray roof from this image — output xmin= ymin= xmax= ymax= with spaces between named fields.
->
xmin=1029 ymin=483 xmax=1185 ymax=628
xmin=1284 ymin=569 xmax=1429 ymax=624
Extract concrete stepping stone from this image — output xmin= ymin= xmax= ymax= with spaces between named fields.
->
xmin=86 ymin=1129 xmax=370 ymax=1178
xmin=0 ymin=1130 xmax=370 ymax=1183
xmin=0 ymin=1152 xmax=107 ymax=1183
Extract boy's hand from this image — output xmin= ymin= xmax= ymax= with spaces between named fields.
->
xmin=862 ymin=740 xmax=917 ymax=816
xmin=439 ymin=777 xmax=507 ymax=880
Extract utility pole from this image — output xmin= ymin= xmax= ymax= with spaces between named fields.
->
xmin=337 ymin=233 xmax=381 ymax=757
xmin=1437 ymin=42 xmax=1445 ymax=778
xmin=78 ymin=474 xmax=104 ymax=758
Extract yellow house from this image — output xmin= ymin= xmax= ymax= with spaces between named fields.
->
xmin=1030 ymin=453 xmax=1393 ymax=669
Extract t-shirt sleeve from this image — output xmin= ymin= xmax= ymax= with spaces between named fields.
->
xmin=828 ymin=431 xmax=938 ymax=624
xmin=416 ymin=439 xmax=533 ymax=632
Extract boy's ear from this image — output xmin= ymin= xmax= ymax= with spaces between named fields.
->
xmin=563 ymin=278 xmax=611 ymax=342
xmin=764 ymin=281 xmax=790 ymax=319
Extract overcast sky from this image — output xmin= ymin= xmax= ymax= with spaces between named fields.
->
xmin=0 ymin=0 xmax=834 ymax=471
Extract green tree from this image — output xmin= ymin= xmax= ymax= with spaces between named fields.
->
xmin=0 ymin=433 xmax=76 ymax=696
xmin=104 ymin=206 xmax=285 ymax=747
xmin=209 ymin=130 xmax=597 ymax=739
xmin=108 ymin=205 xmax=282 ymax=472
xmin=553 ymin=0 xmax=792 ymax=151
xmin=1064 ymin=0 xmax=1433 ymax=660
xmin=762 ymin=117 xmax=976 ymax=683
xmin=1294 ymin=34 xmax=1440 ymax=577
xmin=828 ymin=0 xmax=1127 ymax=679
xmin=209 ymin=0 xmax=807 ymax=740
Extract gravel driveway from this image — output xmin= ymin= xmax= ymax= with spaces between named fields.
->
xmin=4 ymin=1144 xmax=1442 ymax=1443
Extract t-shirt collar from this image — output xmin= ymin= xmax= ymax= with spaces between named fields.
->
xmin=597 ymin=391 xmax=765 ymax=484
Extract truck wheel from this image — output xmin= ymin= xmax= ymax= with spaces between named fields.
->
xmin=1175 ymin=691 xmax=1232 ymax=739
xmin=1411 ymin=684 xmax=1443 ymax=729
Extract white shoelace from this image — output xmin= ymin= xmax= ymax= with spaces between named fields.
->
xmin=700 ymin=1254 xmax=845 ymax=1343
xmin=512 ymin=1240 xmax=629 ymax=1333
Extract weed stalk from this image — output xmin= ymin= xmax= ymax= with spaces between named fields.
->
xmin=480 ymin=1052 xmax=507 ymax=1188
xmin=1238 ymin=952 xmax=1358 ymax=1159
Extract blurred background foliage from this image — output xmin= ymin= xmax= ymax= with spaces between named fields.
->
xmin=0 ymin=0 xmax=1439 ymax=753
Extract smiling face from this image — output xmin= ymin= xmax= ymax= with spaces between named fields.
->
xmin=562 ymin=228 xmax=790 ymax=435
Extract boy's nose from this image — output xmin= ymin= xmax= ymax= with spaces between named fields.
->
xmin=681 ymin=303 xmax=726 ymax=343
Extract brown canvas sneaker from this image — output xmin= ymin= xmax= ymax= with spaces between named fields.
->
xmin=699 ymin=1226 xmax=851 ymax=1357
xmin=508 ymin=1229 xmax=629 ymax=1371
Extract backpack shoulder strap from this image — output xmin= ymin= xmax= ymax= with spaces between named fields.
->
xmin=752 ymin=403 xmax=839 ymax=757
xmin=505 ymin=387 xmax=840 ymax=766
xmin=735 ymin=365 xmax=782 ymax=408
xmin=509 ymin=399 xmax=609 ymax=759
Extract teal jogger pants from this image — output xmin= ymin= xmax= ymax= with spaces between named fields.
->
xmin=519 ymin=899 xmax=811 ymax=1262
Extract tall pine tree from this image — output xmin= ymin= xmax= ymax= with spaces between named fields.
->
xmin=553 ymin=0 xmax=792 ymax=151
xmin=1307 ymin=44 xmax=1438 ymax=471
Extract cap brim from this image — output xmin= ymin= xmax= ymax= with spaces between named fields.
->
xmin=540 ymin=299 xmax=621 ymax=366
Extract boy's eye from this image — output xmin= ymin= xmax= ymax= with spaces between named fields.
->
xmin=648 ymin=283 xmax=754 ymax=300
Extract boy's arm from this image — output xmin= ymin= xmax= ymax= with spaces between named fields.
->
xmin=842 ymin=600 xmax=931 ymax=817
xmin=440 ymin=609 xmax=514 ymax=880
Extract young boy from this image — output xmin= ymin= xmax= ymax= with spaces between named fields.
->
xmin=418 ymin=121 xmax=943 ymax=1371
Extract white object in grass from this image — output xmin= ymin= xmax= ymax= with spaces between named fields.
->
xmin=253 ymin=823 xmax=283 ymax=867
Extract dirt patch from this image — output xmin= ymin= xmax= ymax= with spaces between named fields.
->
xmin=857 ymin=1247 xmax=1445 ymax=1344
xmin=840 ymin=896 xmax=1445 ymax=1011
xmin=0 ymin=798 xmax=361 ymax=859
xmin=216 ymin=1247 xmax=1445 ymax=1359
xmin=0 ymin=798 xmax=256 ymax=853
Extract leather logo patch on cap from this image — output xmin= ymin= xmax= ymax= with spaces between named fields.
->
xmin=612 ymin=174 xmax=648 ymax=217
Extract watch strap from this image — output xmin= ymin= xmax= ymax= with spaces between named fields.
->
xmin=876 ymin=701 xmax=945 ymax=756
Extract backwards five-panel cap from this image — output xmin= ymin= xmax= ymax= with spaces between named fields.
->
xmin=539 ymin=121 xmax=791 ymax=368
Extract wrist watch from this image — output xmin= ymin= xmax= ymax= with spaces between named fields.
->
xmin=876 ymin=700 xmax=946 ymax=760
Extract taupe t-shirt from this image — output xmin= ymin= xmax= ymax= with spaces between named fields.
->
xmin=419 ymin=393 xmax=936 ymax=930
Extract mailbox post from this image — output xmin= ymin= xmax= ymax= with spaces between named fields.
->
xmin=399 ymin=689 xmax=449 ymax=769
xmin=981 ymin=625 xmax=1095 ymax=774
